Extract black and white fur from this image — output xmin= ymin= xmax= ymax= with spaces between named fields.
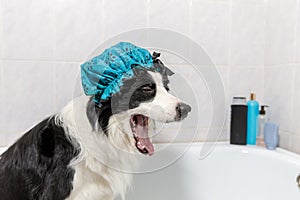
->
xmin=0 ymin=58 xmax=191 ymax=200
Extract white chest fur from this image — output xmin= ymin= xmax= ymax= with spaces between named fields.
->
xmin=58 ymin=97 xmax=138 ymax=200
xmin=67 ymin=156 xmax=133 ymax=200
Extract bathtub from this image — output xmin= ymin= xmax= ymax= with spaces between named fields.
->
xmin=1 ymin=143 xmax=300 ymax=200
xmin=126 ymin=143 xmax=300 ymax=200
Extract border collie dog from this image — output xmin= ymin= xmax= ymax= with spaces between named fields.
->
xmin=0 ymin=56 xmax=191 ymax=199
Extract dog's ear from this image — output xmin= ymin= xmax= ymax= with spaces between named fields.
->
xmin=38 ymin=126 xmax=55 ymax=158
xmin=86 ymin=98 xmax=101 ymax=130
xmin=164 ymin=66 xmax=174 ymax=76
xmin=152 ymin=51 xmax=161 ymax=59
xmin=86 ymin=98 xmax=113 ymax=135
xmin=153 ymin=57 xmax=174 ymax=77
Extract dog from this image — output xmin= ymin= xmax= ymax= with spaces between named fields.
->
xmin=0 ymin=52 xmax=191 ymax=200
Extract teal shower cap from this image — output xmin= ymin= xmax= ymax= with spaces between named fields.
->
xmin=81 ymin=42 xmax=154 ymax=105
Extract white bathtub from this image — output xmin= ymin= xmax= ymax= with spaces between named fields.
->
xmin=126 ymin=143 xmax=300 ymax=200
xmin=1 ymin=143 xmax=300 ymax=200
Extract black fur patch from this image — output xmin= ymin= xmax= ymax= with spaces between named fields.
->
xmin=0 ymin=117 xmax=79 ymax=200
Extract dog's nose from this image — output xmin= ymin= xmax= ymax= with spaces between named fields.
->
xmin=175 ymin=103 xmax=191 ymax=121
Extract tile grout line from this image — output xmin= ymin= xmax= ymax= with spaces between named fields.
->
xmin=290 ymin=0 xmax=300 ymax=150
xmin=53 ymin=0 xmax=56 ymax=112
xmin=262 ymin=0 xmax=267 ymax=106
xmin=188 ymin=0 xmax=192 ymax=36
xmin=1 ymin=59 xmax=81 ymax=64
xmin=0 ymin=0 xmax=3 ymax=146
xmin=2 ymin=59 xmax=300 ymax=67
xmin=101 ymin=0 xmax=105 ymax=42
xmin=228 ymin=0 xmax=232 ymax=101
xmin=224 ymin=0 xmax=232 ymax=141
xmin=290 ymin=59 xmax=295 ymax=147
xmin=147 ymin=0 xmax=150 ymax=28
xmin=0 ymin=0 xmax=2 ymax=60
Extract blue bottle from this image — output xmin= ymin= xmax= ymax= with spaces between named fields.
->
xmin=247 ymin=93 xmax=259 ymax=145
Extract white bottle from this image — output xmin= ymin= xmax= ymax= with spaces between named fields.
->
xmin=256 ymin=105 xmax=269 ymax=147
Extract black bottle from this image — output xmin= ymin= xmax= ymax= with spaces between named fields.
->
xmin=230 ymin=97 xmax=248 ymax=145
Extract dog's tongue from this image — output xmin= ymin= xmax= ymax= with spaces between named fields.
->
xmin=135 ymin=115 xmax=154 ymax=156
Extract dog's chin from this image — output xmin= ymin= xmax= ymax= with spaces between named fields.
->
xmin=130 ymin=114 xmax=154 ymax=156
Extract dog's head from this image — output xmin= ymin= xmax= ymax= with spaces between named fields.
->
xmin=86 ymin=56 xmax=191 ymax=156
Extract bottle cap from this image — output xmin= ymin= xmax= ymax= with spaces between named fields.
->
xmin=260 ymin=105 xmax=269 ymax=115
xmin=232 ymin=96 xmax=247 ymax=105
xmin=250 ymin=93 xmax=256 ymax=100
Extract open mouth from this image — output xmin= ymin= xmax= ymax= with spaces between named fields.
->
xmin=130 ymin=115 xmax=154 ymax=156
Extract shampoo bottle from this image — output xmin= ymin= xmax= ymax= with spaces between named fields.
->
xmin=230 ymin=97 xmax=247 ymax=145
xmin=256 ymin=105 xmax=269 ymax=147
xmin=247 ymin=93 xmax=259 ymax=145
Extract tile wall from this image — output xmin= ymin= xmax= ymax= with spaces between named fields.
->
xmin=0 ymin=0 xmax=299 ymax=153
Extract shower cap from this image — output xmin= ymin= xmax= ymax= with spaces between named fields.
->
xmin=81 ymin=42 xmax=154 ymax=105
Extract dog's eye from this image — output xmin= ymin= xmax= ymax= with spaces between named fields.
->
xmin=141 ymin=84 xmax=155 ymax=93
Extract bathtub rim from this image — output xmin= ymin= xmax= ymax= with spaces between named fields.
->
xmin=1 ymin=141 xmax=300 ymax=162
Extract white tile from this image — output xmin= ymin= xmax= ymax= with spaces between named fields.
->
xmin=278 ymin=131 xmax=293 ymax=151
xmin=0 ymin=1 xmax=3 ymax=59
xmin=292 ymin=66 xmax=300 ymax=135
xmin=164 ymin=65 xmax=228 ymax=143
xmin=103 ymin=0 xmax=148 ymax=41
xmin=296 ymin=3 xmax=300 ymax=62
xmin=217 ymin=66 xmax=230 ymax=137
xmin=265 ymin=0 xmax=298 ymax=65
xmin=1 ymin=0 xmax=53 ymax=60
xmin=149 ymin=0 xmax=190 ymax=34
xmin=0 ymin=60 xmax=2 ymax=89
xmin=152 ymin=124 xmax=201 ymax=143
xmin=54 ymin=0 xmax=103 ymax=62
xmin=0 ymin=61 xmax=54 ymax=134
xmin=0 ymin=133 xmax=8 ymax=147
xmin=165 ymin=125 xmax=226 ymax=143
xmin=200 ymin=126 xmax=227 ymax=142
xmin=231 ymin=0 xmax=266 ymax=66
xmin=54 ymin=62 xmax=83 ymax=111
xmin=191 ymin=0 xmax=230 ymax=65
xmin=0 ymin=61 xmax=3 ymax=142
xmin=168 ymin=65 xmax=213 ymax=129
xmin=0 ymin=130 xmax=21 ymax=147
xmin=264 ymin=65 xmax=294 ymax=132
xmin=216 ymin=66 xmax=229 ymax=105
xmin=218 ymin=127 xmax=229 ymax=141
xmin=229 ymin=67 xmax=263 ymax=103
xmin=220 ymin=113 xmax=230 ymax=141
xmin=292 ymin=134 xmax=300 ymax=154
